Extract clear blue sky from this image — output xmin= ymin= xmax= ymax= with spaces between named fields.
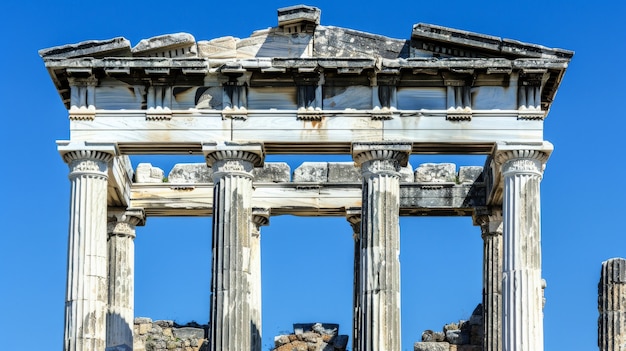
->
xmin=1 ymin=1 xmax=624 ymax=350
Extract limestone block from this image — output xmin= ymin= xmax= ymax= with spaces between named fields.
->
xmin=414 ymin=341 xmax=450 ymax=351
xmin=458 ymin=166 xmax=483 ymax=183
xmin=38 ymin=37 xmax=131 ymax=58
xmin=422 ymin=330 xmax=445 ymax=342
xmin=173 ymin=327 xmax=205 ymax=340
xmin=415 ymin=163 xmax=456 ymax=183
xmin=254 ymin=162 xmax=291 ymax=182
xmin=274 ymin=335 xmax=290 ymax=347
xmin=197 ymin=37 xmax=238 ymax=58
xmin=132 ymin=33 xmax=197 ymax=57
xmin=277 ymin=5 xmax=321 ymax=27
xmin=327 ymin=162 xmax=361 ymax=182
xmin=168 ymin=163 xmax=212 ymax=183
xmin=457 ymin=346 xmax=482 ymax=351
xmin=293 ymin=162 xmax=328 ymax=182
xmin=135 ymin=163 xmax=164 ymax=183
xmin=400 ymin=162 xmax=414 ymax=182
xmin=446 ymin=329 xmax=470 ymax=345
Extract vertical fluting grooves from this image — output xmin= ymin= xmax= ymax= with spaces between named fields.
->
xmin=64 ymin=154 xmax=110 ymax=351
xmin=106 ymin=209 xmax=142 ymax=350
xmin=210 ymin=168 xmax=253 ymax=351
xmin=599 ymin=258 xmax=626 ymax=351
xmin=359 ymin=165 xmax=401 ymax=351
xmin=502 ymin=159 xmax=543 ymax=351
xmin=482 ymin=213 xmax=502 ymax=351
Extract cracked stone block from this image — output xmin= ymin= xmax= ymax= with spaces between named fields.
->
xmin=414 ymin=163 xmax=456 ymax=183
xmin=328 ymin=162 xmax=361 ymax=182
xmin=135 ymin=163 xmax=164 ymax=183
xmin=400 ymin=162 xmax=414 ymax=182
xmin=168 ymin=163 xmax=213 ymax=183
xmin=458 ymin=166 xmax=483 ymax=183
xmin=254 ymin=162 xmax=291 ymax=182
xmin=414 ymin=341 xmax=450 ymax=351
xmin=293 ymin=162 xmax=328 ymax=182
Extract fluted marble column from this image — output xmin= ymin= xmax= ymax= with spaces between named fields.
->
xmin=59 ymin=144 xmax=116 ymax=351
xmin=250 ymin=208 xmax=269 ymax=351
xmin=352 ymin=142 xmax=411 ymax=351
xmin=346 ymin=208 xmax=362 ymax=351
xmin=598 ymin=258 xmax=626 ymax=351
xmin=204 ymin=142 xmax=264 ymax=351
xmin=476 ymin=210 xmax=503 ymax=351
xmin=496 ymin=147 xmax=550 ymax=351
xmin=106 ymin=208 xmax=145 ymax=351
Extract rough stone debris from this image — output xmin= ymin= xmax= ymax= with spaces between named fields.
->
xmin=272 ymin=323 xmax=348 ymax=351
xmin=133 ymin=318 xmax=208 ymax=351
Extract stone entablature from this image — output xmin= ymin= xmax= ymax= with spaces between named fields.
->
xmin=40 ymin=6 xmax=571 ymax=156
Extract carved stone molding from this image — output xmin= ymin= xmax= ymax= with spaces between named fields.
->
xmin=63 ymin=150 xmax=114 ymax=179
xmin=352 ymin=142 xmax=411 ymax=168
xmin=107 ymin=208 xmax=146 ymax=238
xmin=252 ymin=208 xmax=270 ymax=229
xmin=204 ymin=144 xmax=264 ymax=181
xmin=475 ymin=209 xmax=503 ymax=238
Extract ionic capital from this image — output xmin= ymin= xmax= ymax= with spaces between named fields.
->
xmin=352 ymin=142 xmax=411 ymax=177
xmin=203 ymin=142 xmax=264 ymax=180
xmin=475 ymin=209 xmax=503 ymax=238
xmin=345 ymin=208 xmax=362 ymax=238
xmin=494 ymin=142 xmax=552 ymax=177
xmin=57 ymin=141 xmax=118 ymax=178
xmin=252 ymin=208 xmax=270 ymax=228
xmin=107 ymin=208 xmax=146 ymax=238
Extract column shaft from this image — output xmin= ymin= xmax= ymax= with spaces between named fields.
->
xmin=479 ymin=211 xmax=503 ymax=351
xmin=498 ymin=150 xmax=547 ymax=351
xmin=205 ymin=144 xmax=263 ymax=351
xmin=62 ymin=149 xmax=114 ymax=351
xmin=353 ymin=143 xmax=410 ymax=351
xmin=106 ymin=209 xmax=144 ymax=351
xmin=250 ymin=208 xmax=269 ymax=351
xmin=347 ymin=210 xmax=362 ymax=351
xmin=598 ymin=258 xmax=626 ymax=351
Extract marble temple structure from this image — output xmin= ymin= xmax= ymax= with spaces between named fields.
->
xmin=40 ymin=5 xmax=573 ymax=351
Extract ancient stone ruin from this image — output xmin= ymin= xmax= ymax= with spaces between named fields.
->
xmin=40 ymin=5 xmax=575 ymax=351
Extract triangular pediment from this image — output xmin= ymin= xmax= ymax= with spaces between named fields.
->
xmin=410 ymin=23 xmax=573 ymax=60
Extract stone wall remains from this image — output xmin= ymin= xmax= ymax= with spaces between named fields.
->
xmin=414 ymin=304 xmax=483 ymax=351
xmin=133 ymin=318 xmax=208 ymax=351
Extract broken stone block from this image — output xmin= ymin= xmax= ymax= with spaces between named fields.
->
xmin=197 ymin=36 xmax=238 ymax=58
xmin=132 ymin=33 xmax=197 ymax=58
xmin=422 ymin=330 xmax=445 ymax=342
xmin=400 ymin=162 xmax=414 ymax=182
xmin=293 ymin=162 xmax=328 ymax=182
xmin=173 ymin=327 xmax=204 ymax=339
xmin=135 ymin=163 xmax=164 ymax=183
xmin=414 ymin=341 xmax=450 ymax=351
xmin=38 ymin=37 xmax=131 ymax=58
xmin=254 ymin=162 xmax=291 ymax=182
xmin=168 ymin=163 xmax=213 ymax=183
xmin=277 ymin=5 xmax=321 ymax=27
xmin=458 ymin=166 xmax=483 ymax=183
xmin=327 ymin=162 xmax=361 ymax=182
xmin=446 ymin=329 xmax=470 ymax=345
xmin=414 ymin=163 xmax=456 ymax=183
